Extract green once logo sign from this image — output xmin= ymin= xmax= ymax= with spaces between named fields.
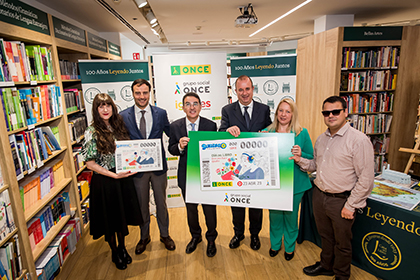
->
xmin=171 ymin=66 xmax=181 ymax=75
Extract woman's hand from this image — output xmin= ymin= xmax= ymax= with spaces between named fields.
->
xmin=113 ymin=171 xmax=137 ymax=179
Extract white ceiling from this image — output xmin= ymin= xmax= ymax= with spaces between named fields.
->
xmin=30 ymin=0 xmax=420 ymax=47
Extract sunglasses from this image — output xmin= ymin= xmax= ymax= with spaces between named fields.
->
xmin=322 ymin=109 xmax=344 ymax=117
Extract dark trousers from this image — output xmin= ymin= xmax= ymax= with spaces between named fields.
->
xmin=182 ymin=189 xmax=217 ymax=242
xmin=313 ymin=187 xmax=355 ymax=280
xmin=231 ymin=206 xmax=262 ymax=236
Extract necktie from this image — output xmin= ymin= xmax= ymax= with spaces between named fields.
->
xmin=244 ymin=106 xmax=250 ymax=131
xmin=191 ymin=123 xmax=196 ymax=131
xmin=140 ymin=110 xmax=146 ymax=138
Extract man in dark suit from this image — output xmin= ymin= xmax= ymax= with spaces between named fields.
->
xmin=168 ymin=92 xmax=218 ymax=257
xmin=219 ymin=75 xmax=272 ymax=250
xmin=120 ymin=79 xmax=175 ymax=254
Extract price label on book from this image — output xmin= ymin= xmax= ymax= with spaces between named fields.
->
xmin=28 ymin=124 xmax=35 ymax=130
xmin=30 ymin=81 xmax=38 ymax=85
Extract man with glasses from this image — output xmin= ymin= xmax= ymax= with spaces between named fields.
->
xmin=168 ymin=92 xmax=218 ymax=257
xmin=219 ymin=75 xmax=272 ymax=250
xmin=290 ymin=96 xmax=374 ymax=280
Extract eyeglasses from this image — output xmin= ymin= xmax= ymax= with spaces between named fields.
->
xmin=321 ymin=109 xmax=344 ymax=117
xmin=184 ymin=102 xmax=200 ymax=108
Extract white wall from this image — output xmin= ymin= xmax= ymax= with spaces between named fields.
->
xmin=120 ymin=33 xmax=145 ymax=60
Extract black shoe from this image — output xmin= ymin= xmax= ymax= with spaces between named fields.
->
xmin=160 ymin=236 xmax=176 ymax=251
xmin=185 ymin=237 xmax=202 ymax=254
xmin=206 ymin=241 xmax=217 ymax=257
xmin=135 ymin=236 xmax=151 ymax=255
xmin=250 ymin=235 xmax=260 ymax=250
xmin=303 ymin=262 xmax=334 ymax=276
xmin=229 ymin=235 xmax=245 ymax=249
xmin=284 ymin=252 xmax=294 ymax=261
xmin=112 ymin=250 xmax=127 ymax=270
xmin=269 ymin=248 xmax=280 ymax=257
xmin=118 ymin=246 xmax=132 ymax=264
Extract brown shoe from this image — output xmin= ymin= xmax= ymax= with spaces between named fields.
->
xmin=160 ymin=236 xmax=176 ymax=251
xmin=135 ymin=236 xmax=151 ymax=255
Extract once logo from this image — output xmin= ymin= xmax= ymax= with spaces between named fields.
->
xmin=362 ymin=232 xmax=401 ymax=270
xmin=171 ymin=65 xmax=211 ymax=75
xmin=84 ymin=87 xmax=101 ymax=104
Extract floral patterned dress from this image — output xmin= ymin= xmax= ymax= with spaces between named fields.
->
xmin=81 ymin=126 xmax=142 ymax=241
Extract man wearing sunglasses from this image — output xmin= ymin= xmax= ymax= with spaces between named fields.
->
xmin=168 ymin=92 xmax=218 ymax=257
xmin=290 ymin=96 xmax=374 ymax=280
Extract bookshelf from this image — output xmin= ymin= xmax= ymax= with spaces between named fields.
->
xmin=0 ymin=3 xmax=121 ymax=278
xmin=296 ymin=26 xmax=420 ymax=173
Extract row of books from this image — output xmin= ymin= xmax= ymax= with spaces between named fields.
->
xmin=0 ymin=39 xmax=54 ymax=83
xmin=59 ymin=60 xmax=80 ymax=80
xmin=68 ymin=114 xmax=87 ymax=143
xmin=1 ymin=85 xmax=62 ymax=132
xmin=0 ymin=190 xmax=15 ymax=242
xmin=341 ymin=46 xmax=399 ymax=69
xmin=370 ymin=135 xmax=390 ymax=155
xmin=374 ymin=155 xmax=387 ymax=174
xmin=27 ymin=192 xmax=71 ymax=251
xmin=342 ymin=92 xmax=394 ymax=114
xmin=73 ymin=147 xmax=85 ymax=174
xmin=0 ymin=234 xmax=23 ymax=280
xmin=64 ymin=88 xmax=83 ymax=113
xmin=36 ymin=218 xmax=81 ymax=280
xmin=340 ymin=70 xmax=397 ymax=92
xmin=347 ymin=114 xmax=393 ymax=134
xmin=9 ymin=127 xmax=61 ymax=181
xmin=19 ymin=160 xmax=65 ymax=213
xmin=81 ymin=199 xmax=90 ymax=226
xmin=77 ymin=171 xmax=92 ymax=203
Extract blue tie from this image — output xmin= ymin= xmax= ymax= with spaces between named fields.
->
xmin=191 ymin=123 xmax=196 ymax=131
xmin=244 ymin=106 xmax=250 ymax=131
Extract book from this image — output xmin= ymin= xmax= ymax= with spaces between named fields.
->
xmin=9 ymin=135 xmax=24 ymax=180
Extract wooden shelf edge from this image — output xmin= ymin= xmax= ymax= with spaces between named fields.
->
xmin=25 ymin=178 xmax=72 ymax=222
xmin=33 ymin=215 xmax=71 ymax=261
xmin=340 ymin=89 xmax=395 ymax=93
xmin=76 ymin=165 xmax=87 ymax=176
xmin=83 ymin=221 xmax=90 ymax=232
xmin=348 ymin=111 xmax=393 ymax=115
xmin=0 ymin=184 xmax=9 ymax=194
xmin=62 ymin=79 xmax=81 ymax=83
xmin=80 ymin=192 xmax=90 ymax=204
xmin=0 ymin=227 xmax=18 ymax=247
xmin=17 ymin=269 xmax=28 ymax=280
xmin=7 ymin=115 xmax=63 ymax=135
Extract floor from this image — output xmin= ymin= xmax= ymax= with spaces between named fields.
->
xmin=56 ymin=206 xmax=378 ymax=280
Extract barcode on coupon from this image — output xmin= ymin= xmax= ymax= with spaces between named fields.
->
xmin=202 ymin=160 xmax=210 ymax=187
xmin=269 ymin=147 xmax=276 ymax=186
xmin=157 ymin=143 xmax=161 ymax=167
xmin=117 ymin=154 xmax=122 ymax=171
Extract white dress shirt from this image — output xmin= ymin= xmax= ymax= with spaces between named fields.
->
xmin=135 ymin=104 xmax=153 ymax=138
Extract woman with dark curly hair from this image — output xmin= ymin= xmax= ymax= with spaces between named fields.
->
xmin=81 ymin=93 xmax=142 ymax=270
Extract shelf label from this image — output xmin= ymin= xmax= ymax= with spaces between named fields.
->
xmin=28 ymin=124 xmax=35 ymax=130
xmin=343 ymin=27 xmax=403 ymax=41
xmin=87 ymin=32 xmax=107 ymax=52
xmin=108 ymin=41 xmax=121 ymax=57
xmin=30 ymin=81 xmax=37 ymax=85
xmin=0 ymin=0 xmax=50 ymax=35
xmin=52 ymin=16 xmax=86 ymax=46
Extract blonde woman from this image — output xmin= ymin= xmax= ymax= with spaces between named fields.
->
xmin=263 ymin=98 xmax=313 ymax=260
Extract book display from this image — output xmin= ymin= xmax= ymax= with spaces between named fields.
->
xmin=0 ymin=1 xmax=121 ymax=278
xmin=296 ymin=26 xmax=420 ymax=173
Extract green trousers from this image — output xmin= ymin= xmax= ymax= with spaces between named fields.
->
xmin=269 ymin=191 xmax=305 ymax=253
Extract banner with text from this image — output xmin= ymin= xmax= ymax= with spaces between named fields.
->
xmin=152 ymin=52 xmax=228 ymax=124
xmin=186 ymin=131 xmax=294 ymax=210
xmin=78 ymin=60 xmax=149 ymax=124
xmin=230 ymin=54 xmax=297 ymax=120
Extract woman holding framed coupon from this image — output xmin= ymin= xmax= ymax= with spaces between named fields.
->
xmin=81 ymin=93 xmax=142 ymax=270
xmin=263 ymin=98 xmax=314 ymax=260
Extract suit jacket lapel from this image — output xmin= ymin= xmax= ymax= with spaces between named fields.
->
xmin=149 ymin=105 xmax=158 ymax=138
xmin=234 ymin=102 xmax=247 ymax=129
xmin=181 ymin=117 xmax=187 ymax=136
xmin=128 ymin=106 xmax=142 ymax=138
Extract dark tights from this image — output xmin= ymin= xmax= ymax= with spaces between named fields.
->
xmin=108 ymin=232 xmax=125 ymax=251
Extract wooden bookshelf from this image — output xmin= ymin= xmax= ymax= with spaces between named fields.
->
xmin=0 ymin=3 xmax=121 ymax=277
xmin=0 ymin=228 xmax=18 ymax=248
xmin=17 ymin=269 xmax=28 ymax=280
xmin=32 ymin=215 xmax=71 ymax=261
xmin=296 ymin=26 xmax=420 ymax=172
xmin=24 ymin=178 xmax=72 ymax=222
xmin=76 ymin=165 xmax=87 ymax=176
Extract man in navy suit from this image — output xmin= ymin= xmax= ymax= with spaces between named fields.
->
xmin=219 ymin=75 xmax=272 ymax=250
xmin=120 ymin=79 xmax=175 ymax=254
xmin=168 ymin=92 xmax=218 ymax=257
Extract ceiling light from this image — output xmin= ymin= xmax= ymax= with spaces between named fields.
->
xmin=249 ymin=0 xmax=312 ymax=37
xmin=146 ymin=10 xmax=157 ymax=25
xmin=134 ymin=0 xmax=147 ymax=8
